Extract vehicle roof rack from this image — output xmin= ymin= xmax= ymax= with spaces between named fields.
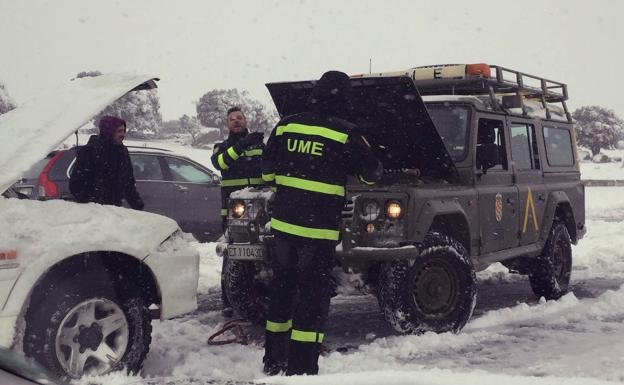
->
xmin=124 ymin=145 xmax=172 ymax=152
xmin=355 ymin=64 xmax=572 ymax=122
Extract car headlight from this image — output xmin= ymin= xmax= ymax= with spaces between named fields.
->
xmin=231 ymin=201 xmax=245 ymax=218
xmin=386 ymin=201 xmax=402 ymax=219
xmin=360 ymin=199 xmax=380 ymax=221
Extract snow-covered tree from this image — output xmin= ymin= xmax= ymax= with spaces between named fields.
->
xmin=573 ymin=106 xmax=624 ymax=156
xmin=196 ymin=89 xmax=278 ymax=138
xmin=179 ymin=114 xmax=203 ymax=146
xmin=0 ymin=82 xmax=16 ymax=115
xmin=77 ymin=71 xmax=163 ymax=138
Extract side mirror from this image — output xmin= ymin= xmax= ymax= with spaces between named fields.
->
xmin=476 ymin=143 xmax=499 ymax=173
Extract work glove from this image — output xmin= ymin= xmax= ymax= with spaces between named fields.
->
xmin=237 ymin=132 xmax=264 ymax=150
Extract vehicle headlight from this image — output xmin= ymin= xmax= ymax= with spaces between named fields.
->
xmin=386 ymin=201 xmax=402 ymax=219
xmin=231 ymin=201 xmax=246 ymax=218
xmin=360 ymin=199 xmax=380 ymax=221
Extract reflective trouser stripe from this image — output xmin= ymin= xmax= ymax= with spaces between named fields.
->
xmin=245 ymin=149 xmax=263 ymax=157
xmin=275 ymin=175 xmax=345 ymax=196
xmin=217 ymin=153 xmax=229 ymax=170
xmin=271 ymin=218 xmax=339 ymax=241
xmin=291 ymin=329 xmax=324 ymax=343
xmin=262 ymin=173 xmax=276 ymax=182
xmin=221 ymin=178 xmax=264 ymax=187
xmin=220 ymin=208 xmax=228 ymax=216
xmin=266 ymin=319 xmax=292 ymax=333
xmin=276 ymin=123 xmax=348 ymax=144
xmin=227 ymin=146 xmax=240 ymax=160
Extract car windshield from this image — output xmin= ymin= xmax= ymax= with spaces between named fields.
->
xmin=426 ymin=104 xmax=470 ymax=162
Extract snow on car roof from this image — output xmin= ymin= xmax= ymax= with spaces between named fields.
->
xmin=0 ymin=73 xmax=158 ymax=193
xmin=422 ymin=95 xmax=568 ymax=121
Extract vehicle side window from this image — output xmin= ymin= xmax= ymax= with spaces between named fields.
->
xmin=130 ymin=154 xmax=164 ymax=180
xmin=510 ymin=123 xmax=540 ymax=170
xmin=477 ymin=118 xmax=507 ymax=170
xmin=164 ymin=157 xmax=213 ymax=183
xmin=543 ymin=126 xmax=574 ymax=166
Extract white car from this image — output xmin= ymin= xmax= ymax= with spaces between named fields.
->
xmin=0 ymin=74 xmax=199 ymax=379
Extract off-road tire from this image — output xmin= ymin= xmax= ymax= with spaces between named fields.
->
xmin=223 ymin=258 xmax=270 ymax=325
xmin=529 ymin=220 xmax=572 ymax=300
xmin=378 ymin=232 xmax=477 ymax=334
xmin=23 ymin=272 xmax=151 ymax=379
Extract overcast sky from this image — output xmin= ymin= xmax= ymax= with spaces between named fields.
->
xmin=1 ymin=0 xmax=623 ymax=121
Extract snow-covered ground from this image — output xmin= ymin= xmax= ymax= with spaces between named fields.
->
xmin=76 ymin=186 xmax=624 ymax=385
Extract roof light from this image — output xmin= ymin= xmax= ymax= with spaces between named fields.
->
xmin=466 ymin=63 xmax=491 ymax=78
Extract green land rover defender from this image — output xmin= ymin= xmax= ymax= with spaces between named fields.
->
xmin=221 ymin=63 xmax=585 ymax=335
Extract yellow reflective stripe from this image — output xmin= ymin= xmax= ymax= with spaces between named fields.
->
xmin=276 ymin=123 xmax=348 ymax=144
xmin=270 ymin=186 xmax=277 ymax=192
xmin=221 ymin=178 xmax=249 ymax=187
xmin=271 ymin=218 xmax=339 ymax=241
xmin=291 ymin=329 xmax=324 ymax=343
xmin=266 ymin=319 xmax=292 ymax=333
xmin=220 ymin=208 xmax=228 ymax=216
xmin=249 ymin=178 xmax=264 ymax=185
xmin=227 ymin=146 xmax=240 ymax=160
xmin=358 ymin=174 xmax=375 ymax=186
xmin=262 ymin=173 xmax=276 ymax=182
xmin=217 ymin=153 xmax=228 ymax=170
xmin=244 ymin=149 xmax=263 ymax=157
xmin=275 ymin=175 xmax=344 ymax=196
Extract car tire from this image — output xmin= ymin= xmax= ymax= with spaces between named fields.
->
xmin=223 ymin=258 xmax=270 ymax=325
xmin=529 ymin=220 xmax=572 ymax=300
xmin=23 ymin=272 xmax=151 ymax=379
xmin=378 ymin=232 xmax=477 ymax=334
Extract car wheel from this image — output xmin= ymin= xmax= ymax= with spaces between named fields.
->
xmin=529 ymin=220 xmax=572 ymax=300
xmin=378 ymin=232 xmax=477 ymax=334
xmin=23 ymin=273 xmax=151 ymax=379
xmin=223 ymin=258 xmax=270 ymax=325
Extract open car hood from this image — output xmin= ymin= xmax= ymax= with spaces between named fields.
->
xmin=266 ymin=76 xmax=458 ymax=181
xmin=0 ymin=73 xmax=159 ymax=193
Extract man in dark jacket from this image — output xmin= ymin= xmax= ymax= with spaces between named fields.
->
xmin=210 ymin=106 xmax=265 ymax=316
xmin=262 ymin=71 xmax=382 ymax=376
xmin=70 ymin=116 xmax=144 ymax=210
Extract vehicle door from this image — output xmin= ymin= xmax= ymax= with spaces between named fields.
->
xmin=161 ymin=155 xmax=222 ymax=241
xmin=508 ymin=119 xmax=547 ymax=246
xmin=129 ymin=153 xmax=176 ymax=218
xmin=474 ymin=116 xmax=519 ymax=253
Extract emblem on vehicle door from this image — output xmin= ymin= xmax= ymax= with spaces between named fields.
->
xmin=495 ymin=193 xmax=503 ymax=222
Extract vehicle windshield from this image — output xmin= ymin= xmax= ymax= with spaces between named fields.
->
xmin=426 ymin=104 xmax=471 ymax=162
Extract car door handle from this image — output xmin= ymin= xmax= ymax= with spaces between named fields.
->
xmin=174 ymin=184 xmax=189 ymax=192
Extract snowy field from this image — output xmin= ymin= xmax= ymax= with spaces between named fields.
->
xmin=74 ymin=186 xmax=624 ymax=385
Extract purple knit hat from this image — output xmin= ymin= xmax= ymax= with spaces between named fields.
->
xmin=98 ymin=116 xmax=126 ymax=139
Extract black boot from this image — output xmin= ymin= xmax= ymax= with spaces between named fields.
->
xmin=286 ymin=340 xmax=320 ymax=376
xmin=263 ymin=330 xmax=289 ymax=375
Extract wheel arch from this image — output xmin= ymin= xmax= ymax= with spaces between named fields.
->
xmin=414 ymin=199 xmax=471 ymax=254
xmin=541 ymin=191 xmax=578 ymax=244
xmin=13 ymin=251 xmax=161 ymax=348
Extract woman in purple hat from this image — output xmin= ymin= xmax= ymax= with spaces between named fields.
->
xmin=70 ymin=115 xmax=144 ymax=210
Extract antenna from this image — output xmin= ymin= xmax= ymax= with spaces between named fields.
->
xmin=369 ymin=58 xmax=372 ymax=74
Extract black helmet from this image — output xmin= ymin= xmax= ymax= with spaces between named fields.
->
xmin=307 ymin=70 xmax=353 ymax=119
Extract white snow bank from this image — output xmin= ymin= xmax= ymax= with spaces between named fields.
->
xmin=0 ymin=197 xmax=179 ymax=265
xmin=263 ymin=368 xmax=620 ymax=385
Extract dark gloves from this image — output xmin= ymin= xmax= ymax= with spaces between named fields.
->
xmin=237 ymin=132 xmax=264 ymax=150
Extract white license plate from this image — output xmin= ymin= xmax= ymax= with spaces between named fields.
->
xmin=227 ymin=244 xmax=266 ymax=260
